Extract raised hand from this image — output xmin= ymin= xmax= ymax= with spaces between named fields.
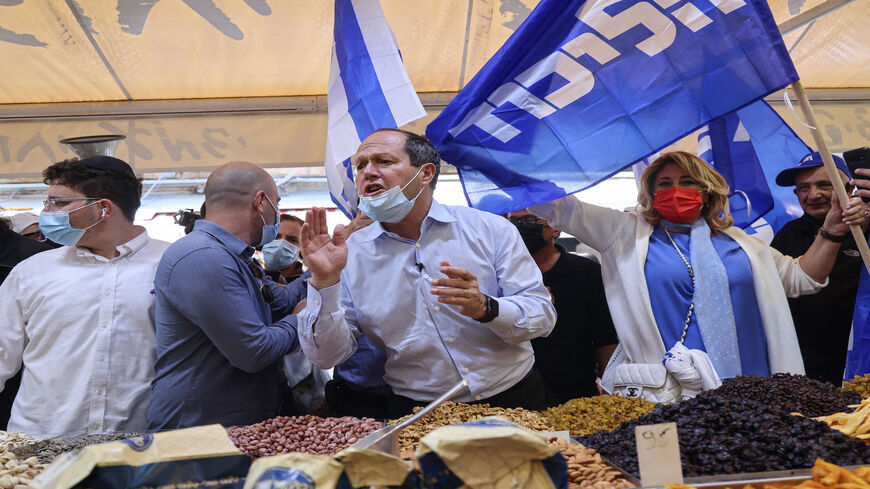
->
xmin=429 ymin=260 xmax=488 ymax=320
xmin=824 ymin=193 xmax=866 ymax=236
xmin=301 ymin=207 xmax=348 ymax=290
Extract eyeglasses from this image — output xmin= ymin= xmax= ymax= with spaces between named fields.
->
xmin=247 ymin=260 xmax=275 ymax=305
xmin=20 ymin=230 xmax=46 ymax=242
xmin=508 ymin=215 xmax=545 ymax=226
xmin=43 ymin=197 xmax=101 ymax=212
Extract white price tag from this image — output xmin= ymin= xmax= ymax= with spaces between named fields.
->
xmin=635 ymin=422 xmax=683 ymax=486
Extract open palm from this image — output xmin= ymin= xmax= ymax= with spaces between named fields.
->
xmin=301 ymin=207 xmax=348 ymax=290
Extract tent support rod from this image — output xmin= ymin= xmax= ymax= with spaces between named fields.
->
xmin=0 ymin=93 xmax=457 ymax=120
xmin=778 ymin=0 xmax=855 ymax=35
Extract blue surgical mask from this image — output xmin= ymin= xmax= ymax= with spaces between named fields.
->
xmin=258 ymin=194 xmax=280 ymax=247
xmin=262 ymin=240 xmax=299 ymax=271
xmin=358 ymin=166 xmax=425 ymax=223
xmin=39 ymin=200 xmax=103 ymax=247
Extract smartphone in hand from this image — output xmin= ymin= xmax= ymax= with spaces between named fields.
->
xmin=845 ymin=147 xmax=870 ymax=202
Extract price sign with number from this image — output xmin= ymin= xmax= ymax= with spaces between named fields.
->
xmin=635 ymin=422 xmax=683 ymax=486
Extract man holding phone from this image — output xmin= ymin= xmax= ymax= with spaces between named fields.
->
xmin=770 ymin=151 xmax=869 ymax=385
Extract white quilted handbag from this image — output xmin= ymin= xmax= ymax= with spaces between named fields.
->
xmin=600 ymin=344 xmax=684 ymax=403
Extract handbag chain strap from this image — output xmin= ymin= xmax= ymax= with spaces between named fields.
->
xmin=663 ymin=228 xmax=696 ymax=344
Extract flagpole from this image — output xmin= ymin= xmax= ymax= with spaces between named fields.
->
xmin=791 ymin=80 xmax=870 ymax=275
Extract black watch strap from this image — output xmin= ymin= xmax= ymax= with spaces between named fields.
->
xmin=477 ymin=295 xmax=499 ymax=323
xmin=819 ymin=227 xmax=847 ymax=243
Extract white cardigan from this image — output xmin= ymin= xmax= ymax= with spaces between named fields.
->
xmin=530 ymin=196 xmax=822 ymax=375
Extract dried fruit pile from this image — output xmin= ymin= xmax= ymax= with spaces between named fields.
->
xmin=844 ymin=374 xmax=870 ymax=398
xmin=577 ymin=394 xmax=870 ymax=477
xmin=389 ymin=401 xmax=550 ymax=452
xmin=816 ymin=398 xmax=870 ymax=442
xmin=227 ymin=415 xmax=381 ymax=458
xmin=542 ymin=396 xmax=656 ymax=436
xmin=705 ymin=374 xmax=860 ymax=417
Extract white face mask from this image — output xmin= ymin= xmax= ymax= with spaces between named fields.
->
xmin=357 ymin=166 xmax=425 ymax=223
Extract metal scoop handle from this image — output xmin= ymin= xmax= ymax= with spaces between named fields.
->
xmin=394 ymin=379 xmax=468 ymax=431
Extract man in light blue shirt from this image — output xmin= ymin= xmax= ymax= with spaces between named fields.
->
xmin=298 ymin=129 xmax=556 ymax=416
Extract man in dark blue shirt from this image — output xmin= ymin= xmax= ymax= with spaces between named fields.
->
xmin=148 ymin=161 xmax=299 ymax=429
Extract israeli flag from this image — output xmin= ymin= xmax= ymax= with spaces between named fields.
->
xmin=325 ymin=0 xmax=426 ymax=218
xmin=698 ymin=100 xmax=809 ymax=243
xmin=426 ymin=0 xmax=799 ymax=214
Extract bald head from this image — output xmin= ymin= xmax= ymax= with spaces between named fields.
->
xmin=205 ymin=161 xmax=277 ymax=208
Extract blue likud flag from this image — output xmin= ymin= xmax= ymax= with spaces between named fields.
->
xmin=846 ymin=269 xmax=870 ymax=382
xmin=426 ymin=0 xmax=799 ymax=214
xmin=325 ymin=0 xmax=426 ymax=218
xmin=698 ymin=99 xmax=809 ymax=243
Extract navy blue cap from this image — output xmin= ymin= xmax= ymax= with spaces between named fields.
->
xmin=79 ymin=155 xmax=136 ymax=178
xmin=775 ymin=152 xmax=850 ymax=187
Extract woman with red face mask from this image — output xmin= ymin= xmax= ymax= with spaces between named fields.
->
xmin=530 ymin=151 xmax=866 ymax=403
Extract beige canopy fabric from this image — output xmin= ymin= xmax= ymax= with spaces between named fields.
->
xmin=0 ymin=0 xmax=867 ymax=177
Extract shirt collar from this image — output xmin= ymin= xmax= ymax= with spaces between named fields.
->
xmin=74 ymin=228 xmax=150 ymax=261
xmin=353 ymin=199 xmax=457 ymax=243
xmin=193 ymin=220 xmax=254 ymax=259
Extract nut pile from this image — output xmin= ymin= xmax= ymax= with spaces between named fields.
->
xmin=843 ymin=374 xmax=870 ymax=398
xmin=704 ymin=374 xmax=860 ymax=417
xmin=542 ymin=396 xmax=656 ymax=436
xmin=389 ymin=401 xmax=550 ymax=452
xmin=0 ymin=433 xmax=36 ymax=454
xmin=0 ymin=452 xmax=45 ymax=489
xmin=577 ymin=393 xmax=870 ymax=478
xmin=11 ymin=432 xmax=145 ymax=464
xmin=227 ymin=415 xmax=381 ymax=458
xmin=550 ymin=439 xmax=635 ymax=489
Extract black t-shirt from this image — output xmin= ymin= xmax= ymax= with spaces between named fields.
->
xmin=769 ymin=214 xmax=863 ymax=384
xmin=532 ymin=245 xmax=618 ymax=403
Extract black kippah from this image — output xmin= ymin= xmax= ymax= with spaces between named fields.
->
xmin=79 ymin=155 xmax=136 ymax=178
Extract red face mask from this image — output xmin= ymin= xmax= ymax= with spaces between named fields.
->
xmin=653 ymin=186 xmax=703 ymax=223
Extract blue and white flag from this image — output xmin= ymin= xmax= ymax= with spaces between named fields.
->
xmin=698 ymin=99 xmax=809 ymax=242
xmin=846 ymin=270 xmax=870 ymax=382
xmin=325 ymin=0 xmax=426 ymax=218
xmin=426 ymin=0 xmax=799 ymax=214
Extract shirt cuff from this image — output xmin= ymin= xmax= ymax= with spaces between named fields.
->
xmin=483 ymin=297 xmax=522 ymax=335
xmin=306 ymin=281 xmax=342 ymax=316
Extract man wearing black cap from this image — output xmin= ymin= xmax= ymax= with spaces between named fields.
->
xmin=0 ymin=156 xmax=170 ymax=437
xmin=770 ymin=151 xmax=869 ymax=385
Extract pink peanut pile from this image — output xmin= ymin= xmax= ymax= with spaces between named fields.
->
xmin=227 ymin=415 xmax=382 ymax=458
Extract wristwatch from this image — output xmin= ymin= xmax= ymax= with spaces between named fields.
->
xmin=477 ymin=295 xmax=499 ymax=323
xmin=818 ymin=227 xmax=847 ymax=243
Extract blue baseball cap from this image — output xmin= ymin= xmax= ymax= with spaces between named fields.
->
xmin=775 ymin=152 xmax=851 ymax=187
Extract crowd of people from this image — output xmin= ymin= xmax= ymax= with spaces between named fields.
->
xmin=0 ymin=129 xmax=867 ymax=437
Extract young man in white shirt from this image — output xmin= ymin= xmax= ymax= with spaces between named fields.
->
xmin=0 ymin=156 xmax=169 ymax=437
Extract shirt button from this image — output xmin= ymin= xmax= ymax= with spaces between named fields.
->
xmin=96 ymin=389 xmax=102 ymax=395
xmin=92 ymin=424 xmax=100 ymax=430
xmin=315 ymin=299 xmax=321 ymax=306
xmin=475 ymin=395 xmax=481 ymax=401
xmin=463 ymin=367 xmax=470 ymax=373
xmin=98 ymin=356 xmax=105 ymax=361
xmin=423 ymin=274 xmax=430 ymax=280
xmin=104 ymin=290 xmax=111 ymax=295
xmin=434 ymin=305 xmax=440 ymax=311
xmin=415 ymin=242 xmax=421 ymax=248
xmin=448 ymin=337 xmax=455 ymax=343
